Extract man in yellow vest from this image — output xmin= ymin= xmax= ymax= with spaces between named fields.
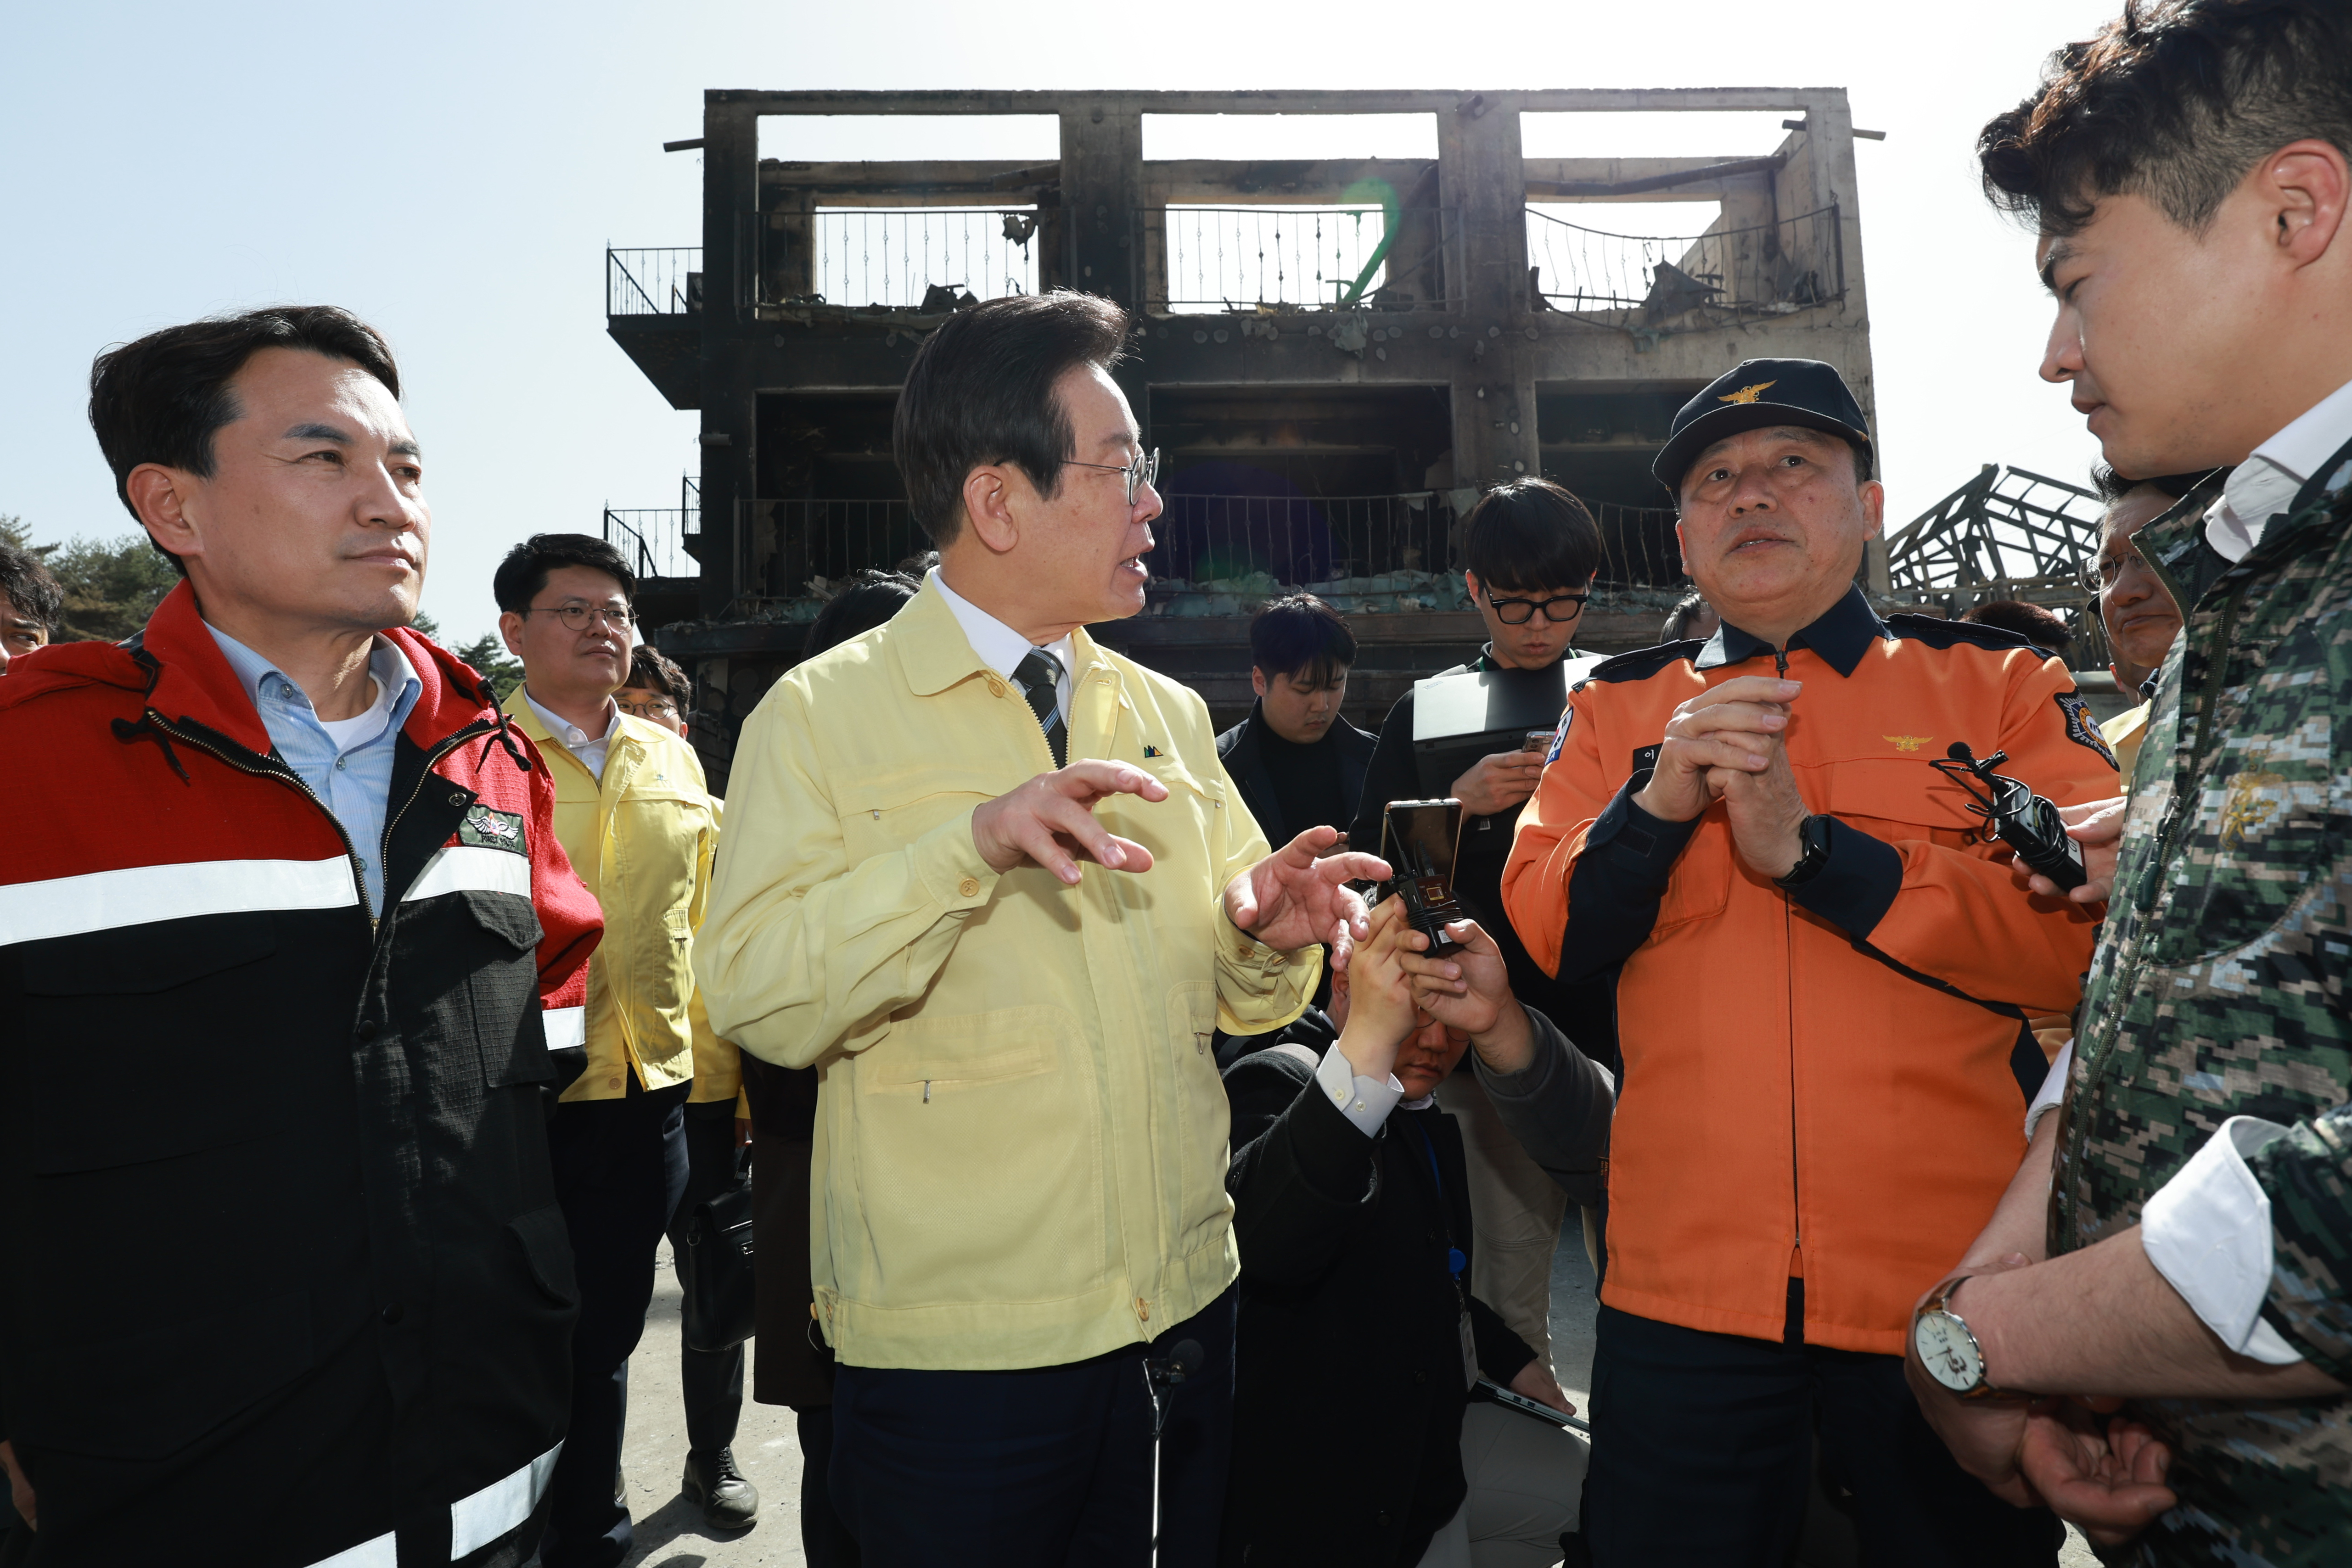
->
xmin=2085 ymin=468 xmax=2196 ymax=781
xmin=495 ymin=535 xmax=733 ymax=1568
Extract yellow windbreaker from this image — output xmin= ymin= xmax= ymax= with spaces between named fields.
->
xmin=505 ymin=694 xmax=736 ymax=1104
xmin=695 ymin=582 xmax=1319 ymax=1371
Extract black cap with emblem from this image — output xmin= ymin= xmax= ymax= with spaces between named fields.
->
xmin=1651 ymin=358 xmax=1873 ymax=500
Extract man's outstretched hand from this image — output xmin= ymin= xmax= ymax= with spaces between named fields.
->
xmin=1224 ymin=825 xmax=1390 ymax=966
xmin=971 ymin=761 xmax=1168 ymax=885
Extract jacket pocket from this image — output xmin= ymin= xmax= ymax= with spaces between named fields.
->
xmin=1647 ymin=817 xmax=1734 ymax=936
xmin=842 ymin=1005 xmax=1107 ymax=1305
xmin=508 ymin=1202 xmax=580 ymax=1307
xmin=1167 ymin=981 xmax=1234 ymax=1252
xmin=460 ymin=890 xmax=553 ymax=1087
xmin=11 ymin=912 xmax=297 ymax=1173
xmin=12 ymin=1287 xmax=314 ymax=1461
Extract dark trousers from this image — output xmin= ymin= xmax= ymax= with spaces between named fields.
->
xmin=665 ymin=1100 xmax=748 ymax=1456
xmin=831 ymin=1284 xmax=1236 ymax=1568
xmin=797 ymin=1406 xmax=862 ymax=1568
xmin=1583 ymin=1302 xmax=2063 ymax=1568
xmin=540 ymin=1076 xmax=690 ymax=1568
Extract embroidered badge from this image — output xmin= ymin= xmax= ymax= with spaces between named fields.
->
xmin=2053 ymin=690 xmax=2118 ymax=767
xmin=458 ymin=805 xmax=528 ymax=854
xmin=2219 ymin=752 xmax=2287 ymax=849
xmin=1144 ymin=744 xmax=1164 ymax=757
xmin=1884 ymin=734 xmax=1932 ymax=753
xmin=1718 ymin=380 xmax=1777 ymax=404
xmin=1546 ymin=708 xmax=1573 ymax=765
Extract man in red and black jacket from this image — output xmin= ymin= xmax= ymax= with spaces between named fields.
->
xmin=0 ymin=308 xmax=601 ymax=1568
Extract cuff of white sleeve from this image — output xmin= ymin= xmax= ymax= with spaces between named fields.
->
xmin=2024 ymin=1041 xmax=2072 ymax=1140
xmin=1315 ymin=1042 xmax=1404 ymax=1140
xmin=2142 ymin=1115 xmax=2304 ymax=1364
xmin=542 ymin=1004 xmax=586 ymax=1053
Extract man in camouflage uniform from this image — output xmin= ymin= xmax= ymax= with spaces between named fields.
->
xmin=1902 ymin=2 xmax=2352 ymax=1562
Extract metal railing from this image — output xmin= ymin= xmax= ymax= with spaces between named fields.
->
xmin=812 ymin=208 xmax=1040 ymax=309
xmin=608 ymin=248 xmax=702 ymax=316
xmin=1526 ymin=203 xmax=1842 ymax=325
xmin=1884 ymin=464 xmax=2110 ymax=666
xmin=760 ymin=499 xmax=930 ymax=596
xmin=603 ymin=476 xmax=700 ymax=581
xmin=1145 ymin=207 xmax=1459 ymax=314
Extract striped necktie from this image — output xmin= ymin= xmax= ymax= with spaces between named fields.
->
xmin=1015 ymin=647 xmax=1067 ymax=767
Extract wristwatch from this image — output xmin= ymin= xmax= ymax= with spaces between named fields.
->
xmin=1774 ymin=813 xmax=1834 ymax=889
xmin=1911 ymin=1277 xmax=2019 ymax=1400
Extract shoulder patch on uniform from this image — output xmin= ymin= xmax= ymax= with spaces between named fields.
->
xmin=1884 ymin=614 xmax=2043 ymax=655
xmin=458 ymin=805 xmax=528 ymax=854
xmin=1545 ymin=707 xmax=1572 ymax=764
xmin=1584 ymin=639 xmax=1704 ymax=686
xmin=2054 ymin=690 xmax=2119 ymax=767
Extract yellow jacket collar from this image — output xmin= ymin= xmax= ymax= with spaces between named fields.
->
xmin=890 ymin=577 xmax=1116 ymax=698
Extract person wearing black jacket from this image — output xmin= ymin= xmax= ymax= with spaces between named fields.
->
xmin=1347 ymin=479 xmax=1606 ymax=1382
xmin=1217 ymin=594 xmax=1378 ymax=849
xmin=1221 ymin=898 xmax=1605 ymax=1567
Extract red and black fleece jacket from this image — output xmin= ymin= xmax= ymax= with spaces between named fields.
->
xmin=0 ymin=583 xmax=602 ymax=1558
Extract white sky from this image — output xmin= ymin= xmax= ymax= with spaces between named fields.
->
xmin=0 ymin=0 xmax=2120 ymax=647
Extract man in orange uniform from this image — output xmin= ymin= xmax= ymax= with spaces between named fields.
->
xmin=1501 ymin=360 xmax=2112 ymax=1566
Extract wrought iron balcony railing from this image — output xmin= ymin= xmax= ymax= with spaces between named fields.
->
xmin=1143 ymin=206 xmax=1460 ymax=314
xmin=603 ymin=477 xmax=700 ymax=581
xmin=1525 ymin=203 xmax=1843 ymax=328
xmin=608 ymin=248 xmax=702 ymax=316
xmin=809 ymin=207 xmax=1042 ymax=309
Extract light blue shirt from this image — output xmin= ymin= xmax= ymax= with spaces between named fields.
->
xmin=205 ymin=623 xmax=424 ymax=915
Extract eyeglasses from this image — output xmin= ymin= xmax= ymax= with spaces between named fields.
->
xmin=616 ymin=694 xmax=680 ymax=722
xmin=520 ymin=603 xmax=634 ymax=632
xmin=2077 ymin=542 xmax=2152 ymax=596
xmin=1063 ymin=448 xmax=1160 ymax=507
xmin=1484 ymin=591 xmax=1590 ymax=625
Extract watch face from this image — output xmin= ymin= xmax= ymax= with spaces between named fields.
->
xmin=1914 ymin=1311 xmax=1984 ymax=1393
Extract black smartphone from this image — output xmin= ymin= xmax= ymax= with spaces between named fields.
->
xmin=1379 ymin=799 xmax=1467 ymax=957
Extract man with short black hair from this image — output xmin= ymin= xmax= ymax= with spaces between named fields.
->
xmin=1959 ymin=599 xmax=2074 ymax=655
xmin=0 ymin=542 xmax=61 ymax=673
xmin=0 ymin=308 xmax=602 ymax=1566
xmin=494 ymin=536 xmax=738 ymax=1564
xmin=1904 ymin=6 xmax=2352 ymax=1557
xmin=1350 ymin=476 xmax=1607 ymax=1379
xmin=696 ymin=290 xmax=1384 ymax=1566
xmin=1505 ymin=357 xmax=2113 ymax=1564
xmin=2083 ymin=467 xmax=2200 ymax=779
xmin=1217 ymin=593 xmax=1376 ymax=849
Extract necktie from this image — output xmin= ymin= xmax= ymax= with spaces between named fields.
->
xmin=1015 ymin=647 xmax=1067 ymax=767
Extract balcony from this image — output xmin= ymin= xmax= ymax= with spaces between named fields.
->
xmin=1143 ymin=205 xmax=1459 ymax=314
xmin=1525 ymin=203 xmax=1843 ymax=339
xmin=605 ymin=248 xmax=703 ymax=408
xmin=602 ymin=477 xmax=702 ymax=630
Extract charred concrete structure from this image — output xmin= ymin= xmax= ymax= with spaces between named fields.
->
xmin=604 ymin=88 xmax=1881 ymax=786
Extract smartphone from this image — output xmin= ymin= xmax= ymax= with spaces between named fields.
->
xmin=1476 ymin=1377 xmax=1590 ymax=1433
xmin=1378 ymin=800 xmax=1466 ymax=958
xmin=1523 ymin=728 xmax=1554 ymax=755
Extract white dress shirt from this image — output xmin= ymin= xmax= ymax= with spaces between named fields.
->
xmin=931 ymin=568 xmax=1073 ymax=724
xmin=2202 ymin=374 xmax=2352 ymax=562
xmin=522 ymin=688 xmax=618 ymax=782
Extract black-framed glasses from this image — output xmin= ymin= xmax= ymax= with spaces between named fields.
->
xmin=616 ymin=693 xmax=680 ymax=722
xmin=1485 ymin=591 xmax=1589 ymax=625
xmin=520 ymin=603 xmax=634 ymax=632
xmin=1063 ymin=447 xmax=1160 ymax=507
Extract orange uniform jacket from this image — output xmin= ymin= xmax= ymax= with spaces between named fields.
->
xmin=1503 ymin=588 xmax=2113 ymax=1355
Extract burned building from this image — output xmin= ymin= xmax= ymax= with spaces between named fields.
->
xmin=602 ymin=88 xmax=1882 ymax=787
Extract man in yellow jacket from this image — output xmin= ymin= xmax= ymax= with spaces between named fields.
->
xmin=696 ymin=292 xmax=1385 ymax=1568
xmin=494 ymin=535 xmax=731 ymax=1568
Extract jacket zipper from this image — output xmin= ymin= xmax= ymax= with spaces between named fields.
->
xmin=1773 ymin=646 xmax=1801 ymax=1273
xmin=144 ymin=710 xmax=378 ymax=923
xmin=145 ymin=711 xmax=492 ymax=933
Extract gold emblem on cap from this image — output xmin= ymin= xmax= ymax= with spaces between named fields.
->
xmin=1719 ymin=380 xmax=1778 ymax=405
xmin=1885 ymin=734 xmax=1932 ymax=752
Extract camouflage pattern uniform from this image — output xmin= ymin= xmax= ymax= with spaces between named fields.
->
xmin=2055 ymin=441 xmax=2352 ymax=1564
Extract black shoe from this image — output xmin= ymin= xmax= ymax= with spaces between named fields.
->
xmin=682 ymin=1447 xmax=759 ymax=1530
